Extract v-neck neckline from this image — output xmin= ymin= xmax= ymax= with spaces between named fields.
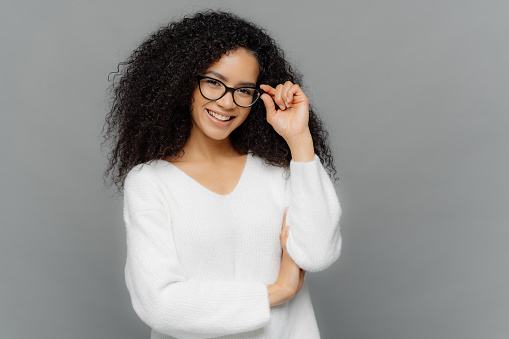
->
xmin=160 ymin=152 xmax=251 ymax=198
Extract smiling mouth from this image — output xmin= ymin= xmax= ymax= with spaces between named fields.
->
xmin=206 ymin=109 xmax=236 ymax=121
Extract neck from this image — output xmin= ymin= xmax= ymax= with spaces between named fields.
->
xmin=171 ymin=123 xmax=243 ymax=162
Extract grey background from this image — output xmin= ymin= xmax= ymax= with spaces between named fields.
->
xmin=2 ymin=0 xmax=508 ymax=338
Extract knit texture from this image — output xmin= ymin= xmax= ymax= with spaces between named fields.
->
xmin=123 ymin=152 xmax=342 ymax=339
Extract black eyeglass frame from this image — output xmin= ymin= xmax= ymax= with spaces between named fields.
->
xmin=197 ymin=75 xmax=265 ymax=108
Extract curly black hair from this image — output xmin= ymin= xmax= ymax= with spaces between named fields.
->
xmin=101 ymin=10 xmax=338 ymax=197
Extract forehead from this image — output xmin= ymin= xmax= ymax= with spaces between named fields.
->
xmin=205 ymin=48 xmax=259 ymax=83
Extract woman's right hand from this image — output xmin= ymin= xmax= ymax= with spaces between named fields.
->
xmin=275 ymin=206 xmax=306 ymax=299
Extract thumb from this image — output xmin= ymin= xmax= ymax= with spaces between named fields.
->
xmin=260 ymin=93 xmax=277 ymax=123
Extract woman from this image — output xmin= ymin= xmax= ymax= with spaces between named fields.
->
xmin=103 ymin=10 xmax=342 ymax=339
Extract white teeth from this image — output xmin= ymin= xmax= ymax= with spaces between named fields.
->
xmin=207 ymin=109 xmax=232 ymax=121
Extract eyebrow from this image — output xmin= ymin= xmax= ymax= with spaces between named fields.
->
xmin=203 ymin=71 xmax=257 ymax=87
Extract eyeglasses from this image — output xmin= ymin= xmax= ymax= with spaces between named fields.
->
xmin=197 ymin=75 xmax=264 ymax=108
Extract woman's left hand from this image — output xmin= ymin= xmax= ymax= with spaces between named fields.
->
xmin=260 ymin=82 xmax=310 ymax=142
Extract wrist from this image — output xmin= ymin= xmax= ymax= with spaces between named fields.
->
xmin=285 ymin=128 xmax=311 ymax=146
xmin=267 ymin=282 xmax=292 ymax=307
xmin=286 ymin=130 xmax=314 ymax=162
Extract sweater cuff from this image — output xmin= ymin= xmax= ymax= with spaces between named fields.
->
xmin=290 ymin=153 xmax=319 ymax=165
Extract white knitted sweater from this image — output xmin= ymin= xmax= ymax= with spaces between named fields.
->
xmin=123 ymin=152 xmax=342 ymax=339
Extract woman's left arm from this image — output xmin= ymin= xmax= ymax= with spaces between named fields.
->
xmin=260 ymin=82 xmax=343 ymax=273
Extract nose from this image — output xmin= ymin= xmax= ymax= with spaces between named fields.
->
xmin=215 ymin=90 xmax=236 ymax=109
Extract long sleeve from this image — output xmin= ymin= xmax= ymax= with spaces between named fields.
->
xmin=284 ymin=154 xmax=342 ymax=272
xmin=123 ymin=167 xmax=271 ymax=339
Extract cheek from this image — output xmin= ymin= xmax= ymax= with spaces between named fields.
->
xmin=237 ymin=108 xmax=252 ymax=122
xmin=190 ymin=91 xmax=207 ymax=113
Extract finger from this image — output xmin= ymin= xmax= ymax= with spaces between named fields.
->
xmin=282 ymin=227 xmax=289 ymax=246
xmin=260 ymin=93 xmax=276 ymax=116
xmin=282 ymin=81 xmax=294 ymax=107
xmin=259 ymin=84 xmax=276 ymax=96
xmin=274 ymin=84 xmax=286 ymax=111
xmin=281 ymin=207 xmax=289 ymax=239
xmin=286 ymin=84 xmax=301 ymax=106
xmin=281 ymin=226 xmax=290 ymax=249
xmin=282 ymin=206 xmax=289 ymax=228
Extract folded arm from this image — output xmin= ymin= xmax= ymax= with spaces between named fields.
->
xmin=284 ymin=153 xmax=343 ymax=272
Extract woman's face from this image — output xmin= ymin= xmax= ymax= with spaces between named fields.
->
xmin=190 ymin=47 xmax=260 ymax=141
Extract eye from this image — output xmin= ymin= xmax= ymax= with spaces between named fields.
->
xmin=237 ymin=88 xmax=254 ymax=96
xmin=205 ymin=79 xmax=221 ymax=87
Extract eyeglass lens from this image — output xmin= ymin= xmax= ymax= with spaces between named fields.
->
xmin=199 ymin=78 xmax=260 ymax=107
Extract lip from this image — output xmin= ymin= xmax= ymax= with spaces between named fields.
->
xmin=205 ymin=108 xmax=236 ymax=127
xmin=206 ymin=108 xmax=236 ymax=118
